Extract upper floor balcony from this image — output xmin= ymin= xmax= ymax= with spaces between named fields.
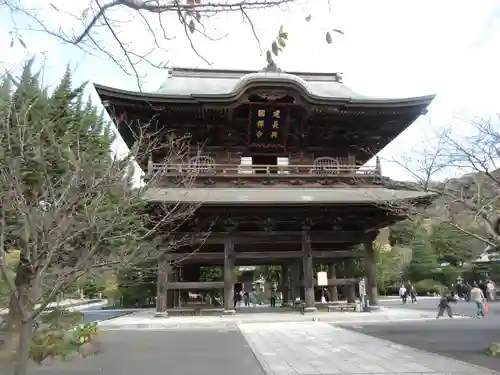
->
xmin=146 ymin=156 xmax=386 ymax=188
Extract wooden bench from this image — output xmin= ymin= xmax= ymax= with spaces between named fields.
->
xmin=166 ymin=308 xmax=196 ymax=316
xmin=199 ymin=308 xmax=224 ymax=316
xmin=327 ymin=304 xmax=357 ymax=312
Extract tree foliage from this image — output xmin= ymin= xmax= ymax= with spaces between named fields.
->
xmin=0 ymin=61 xmax=197 ymax=374
xmin=376 ymin=243 xmax=408 ymax=293
xmin=386 ymin=118 xmax=500 ymax=249
xmin=406 ymin=224 xmax=439 ymax=282
xmin=429 ymin=221 xmax=482 ymax=267
xmin=388 ymin=217 xmax=485 ymax=284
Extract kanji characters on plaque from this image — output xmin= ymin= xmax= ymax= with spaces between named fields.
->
xmin=248 ymin=105 xmax=286 ymax=147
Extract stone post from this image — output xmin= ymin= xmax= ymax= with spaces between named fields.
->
xmin=223 ymin=237 xmax=235 ymax=314
xmin=364 ymin=233 xmax=378 ymax=306
xmin=280 ymin=264 xmax=291 ymax=307
xmin=155 ymin=256 xmax=170 ymax=317
xmin=302 ymin=230 xmax=317 ymax=312
xmin=328 ymin=263 xmax=339 ymax=302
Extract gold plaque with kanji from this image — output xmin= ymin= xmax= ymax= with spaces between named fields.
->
xmin=272 ymin=120 xmax=279 ymax=129
xmin=256 ymin=120 xmax=264 ymax=128
xmin=258 ymin=109 xmax=266 ymax=117
xmin=273 ymin=110 xmax=280 ymax=118
xmin=271 ymin=131 xmax=278 ymax=138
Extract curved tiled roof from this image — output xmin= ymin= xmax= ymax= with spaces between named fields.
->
xmin=94 ymin=67 xmax=436 ymax=107
xmin=157 ymin=70 xmax=364 ymax=100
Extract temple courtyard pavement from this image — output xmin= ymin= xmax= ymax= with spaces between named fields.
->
xmin=22 ymin=300 xmax=500 ymax=375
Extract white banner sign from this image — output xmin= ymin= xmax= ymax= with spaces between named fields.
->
xmin=317 ymin=271 xmax=328 ymax=286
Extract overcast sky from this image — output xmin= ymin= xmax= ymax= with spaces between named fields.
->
xmin=1 ymin=0 xmax=499 ymax=181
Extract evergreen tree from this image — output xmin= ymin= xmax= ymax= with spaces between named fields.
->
xmin=406 ymin=225 xmax=440 ymax=281
xmin=0 ymin=61 xmax=194 ymax=374
xmin=429 ymin=221 xmax=481 ymax=267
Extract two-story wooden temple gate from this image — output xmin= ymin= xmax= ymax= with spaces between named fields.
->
xmin=95 ymin=65 xmax=436 ymax=315
xmin=145 ymin=188 xmax=431 ymax=314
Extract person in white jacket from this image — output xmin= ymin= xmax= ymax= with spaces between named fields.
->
xmin=399 ymin=285 xmax=407 ymax=304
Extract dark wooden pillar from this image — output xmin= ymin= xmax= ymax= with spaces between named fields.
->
xmin=280 ymin=264 xmax=291 ymax=307
xmin=223 ymin=237 xmax=235 ymax=314
xmin=155 ymin=256 xmax=171 ymax=317
xmin=328 ymin=263 xmax=339 ymax=302
xmin=343 ymin=259 xmax=356 ymax=303
xmin=291 ymin=259 xmax=301 ymax=302
xmin=302 ymin=230 xmax=317 ymax=312
xmin=364 ymin=233 xmax=378 ymax=306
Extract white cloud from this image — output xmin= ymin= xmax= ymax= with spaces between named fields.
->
xmin=1 ymin=0 xmax=499 ymax=182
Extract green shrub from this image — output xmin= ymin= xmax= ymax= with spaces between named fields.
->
xmin=414 ymin=279 xmax=447 ymax=295
xmin=30 ymin=310 xmax=99 ymax=363
xmin=71 ymin=322 xmax=99 ymax=345
xmin=486 ymin=342 xmax=500 ymax=357
xmin=30 ymin=328 xmax=77 ymax=363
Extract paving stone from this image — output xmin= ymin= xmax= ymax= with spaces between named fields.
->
xmin=238 ymin=321 xmax=499 ymax=375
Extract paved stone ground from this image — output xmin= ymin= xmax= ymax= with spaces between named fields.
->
xmin=25 ymin=329 xmax=265 ymax=375
xmin=239 ymin=322 xmax=499 ymax=374
xmin=339 ymin=319 xmax=500 ymax=373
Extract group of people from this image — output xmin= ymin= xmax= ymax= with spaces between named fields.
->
xmin=398 ymin=283 xmax=417 ymax=304
xmin=437 ymin=282 xmax=490 ymax=319
xmin=454 ymin=280 xmax=496 ymax=302
xmin=233 ymin=288 xmax=279 ymax=308
xmin=399 ymin=279 xmax=496 ymax=319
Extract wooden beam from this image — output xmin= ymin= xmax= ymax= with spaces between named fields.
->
xmin=177 ymin=231 xmax=368 ymax=244
xmin=167 ymin=250 xmax=363 ymax=261
xmin=297 ymin=278 xmax=359 ymax=287
xmin=167 ymin=281 xmax=224 ymax=290
xmin=165 ymin=279 xmax=359 ymax=289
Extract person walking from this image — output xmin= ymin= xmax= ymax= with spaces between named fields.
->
xmin=250 ymin=288 xmax=258 ymax=307
xmin=486 ymin=280 xmax=496 ymax=301
xmin=470 ymin=283 xmax=486 ymax=318
xmin=464 ymin=282 xmax=472 ymax=301
xmin=399 ymin=285 xmax=407 ymax=304
xmin=270 ymin=288 xmax=277 ymax=307
xmin=436 ymin=293 xmax=454 ymax=319
xmin=408 ymin=283 xmax=417 ymax=304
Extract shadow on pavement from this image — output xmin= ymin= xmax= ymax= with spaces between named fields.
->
xmin=341 ymin=318 xmax=500 ymax=372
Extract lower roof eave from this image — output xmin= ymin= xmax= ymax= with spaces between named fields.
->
xmin=143 ymin=187 xmax=437 ymax=205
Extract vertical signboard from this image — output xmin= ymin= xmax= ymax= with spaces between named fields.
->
xmin=248 ymin=104 xmax=289 ymax=149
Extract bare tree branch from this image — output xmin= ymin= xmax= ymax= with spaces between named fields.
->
xmin=379 ymin=117 xmax=500 ymax=249
xmin=4 ymin=0 xmax=297 ymax=89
